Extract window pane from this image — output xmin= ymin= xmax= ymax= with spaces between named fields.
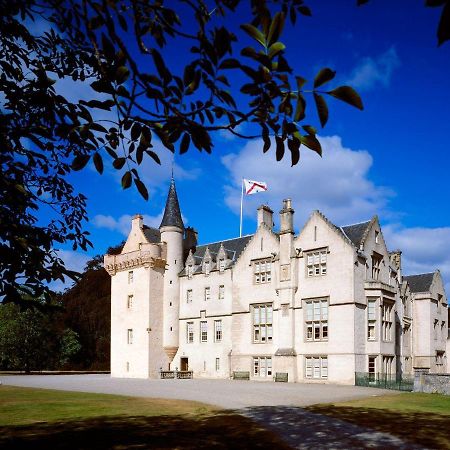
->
xmin=306 ymin=303 xmax=313 ymax=320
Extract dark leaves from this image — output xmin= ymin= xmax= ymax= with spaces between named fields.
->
xmin=93 ymin=152 xmax=103 ymax=174
xmin=72 ymin=154 xmax=90 ymax=171
xmin=327 ymin=86 xmax=364 ymax=110
xmin=134 ymin=178 xmax=149 ymax=200
xmin=121 ymin=171 xmax=132 ymax=189
xmin=314 ymin=68 xmax=336 ymax=88
xmin=314 ymin=93 xmax=329 ymax=127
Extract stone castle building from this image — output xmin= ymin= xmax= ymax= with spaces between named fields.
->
xmin=104 ymin=179 xmax=448 ymax=383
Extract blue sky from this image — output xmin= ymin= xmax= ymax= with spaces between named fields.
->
xmin=45 ymin=1 xmax=450 ymax=292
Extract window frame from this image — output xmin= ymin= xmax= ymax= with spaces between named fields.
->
xmin=127 ymin=294 xmax=133 ymax=309
xmin=253 ymin=259 xmax=272 ymax=284
xmin=214 ymin=320 xmax=222 ymax=342
xmin=200 ymin=321 xmax=208 ymax=343
xmin=128 ymin=271 xmax=134 ymax=284
xmin=186 ymin=289 xmax=193 ymax=303
xmin=305 ymin=356 xmax=328 ymax=379
xmin=127 ymin=329 xmax=133 ymax=345
xmin=367 ymin=298 xmax=377 ymax=341
xmin=305 ymin=299 xmax=328 ymax=342
xmin=253 ymin=356 xmax=272 ymax=377
xmin=252 ymin=303 xmax=273 ymax=343
xmin=306 ymin=249 xmax=327 ymax=278
xmin=186 ymin=322 xmax=194 ymax=343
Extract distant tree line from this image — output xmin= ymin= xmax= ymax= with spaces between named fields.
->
xmin=0 ymin=244 xmax=122 ymax=372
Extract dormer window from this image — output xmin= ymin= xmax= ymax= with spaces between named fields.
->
xmin=204 ymin=261 xmax=211 ymax=276
xmin=187 ymin=265 xmax=193 ymax=279
xmin=375 ymin=230 xmax=380 ymax=244
xmin=219 ymin=259 xmax=225 ymax=273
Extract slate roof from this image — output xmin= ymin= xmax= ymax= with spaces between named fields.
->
xmin=340 ymin=220 xmax=372 ymax=248
xmin=160 ymin=178 xmax=184 ymax=229
xmin=194 ymin=235 xmax=253 ymax=265
xmin=404 ymin=273 xmax=435 ymax=293
xmin=143 ymin=225 xmax=160 ymax=244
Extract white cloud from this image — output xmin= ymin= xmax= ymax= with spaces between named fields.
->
xmin=383 ymin=224 xmax=450 ymax=293
xmin=49 ymin=250 xmax=91 ymax=293
xmin=344 ymin=47 xmax=400 ymax=91
xmin=92 ymin=211 xmax=188 ymax=236
xmin=222 ymin=135 xmax=393 ymax=229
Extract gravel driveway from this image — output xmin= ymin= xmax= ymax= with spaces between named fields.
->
xmin=0 ymin=374 xmax=397 ymax=409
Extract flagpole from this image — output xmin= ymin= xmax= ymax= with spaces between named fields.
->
xmin=239 ymin=178 xmax=244 ymax=237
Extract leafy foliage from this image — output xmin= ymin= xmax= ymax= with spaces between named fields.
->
xmin=58 ymin=247 xmax=122 ymax=370
xmin=0 ymin=300 xmax=81 ymax=371
xmin=3 ymin=0 xmax=446 ymax=305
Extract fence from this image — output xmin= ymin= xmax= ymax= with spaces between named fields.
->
xmin=355 ymin=372 xmax=414 ymax=391
xmin=159 ymin=370 xmax=193 ymax=379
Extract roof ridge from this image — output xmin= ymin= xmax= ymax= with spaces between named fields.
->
xmin=197 ymin=234 xmax=254 ymax=247
xmin=340 ymin=219 xmax=372 ymax=228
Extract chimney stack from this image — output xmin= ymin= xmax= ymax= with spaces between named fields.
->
xmin=279 ymin=199 xmax=294 ymax=234
xmin=131 ymin=214 xmax=143 ymax=231
xmin=257 ymin=205 xmax=274 ymax=230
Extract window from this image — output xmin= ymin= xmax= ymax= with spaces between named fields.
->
xmin=382 ymin=355 xmax=394 ymax=376
xmin=187 ymin=265 xmax=193 ymax=279
xmin=375 ymin=230 xmax=380 ymax=244
xmin=254 ymin=259 xmax=272 ymax=284
xmin=204 ymin=287 xmax=210 ymax=301
xmin=219 ymin=259 xmax=225 ymax=273
xmin=126 ymin=361 xmax=130 ymax=372
xmin=200 ymin=321 xmax=208 ymax=342
xmin=253 ymin=304 xmax=273 ymax=343
xmin=367 ymin=298 xmax=377 ymax=340
xmin=306 ymin=249 xmax=327 ymax=277
xmin=127 ymin=294 xmax=133 ymax=309
xmin=127 ymin=329 xmax=133 ymax=344
xmin=205 ymin=261 xmax=211 ymax=276
xmin=128 ymin=271 xmax=133 ymax=283
xmin=186 ymin=289 xmax=193 ymax=303
xmin=371 ymin=254 xmax=382 ymax=280
xmin=186 ymin=322 xmax=194 ymax=343
xmin=219 ymin=285 xmax=225 ymax=300
xmin=403 ymin=324 xmax=411 ymax=348
xmin=368 ymin=356 xmax=376 ymax=381
xmin=436 ymin=352 xmax=445 ymax=372
xmin=253 ymin=356 xmax=272 ymax=377
xmin=305 ymin=356 xmax=328 ymax=379
xmin=215 ymin=358 xmax=220 ymax=371
xmin=214 ymin=320 xmax=222 ymax=342
xmin=305 ymin=299 xmax=328 ymax=341
xmin=434 ymin=319 xmax=439 ymax=340
xmin=382 ymin=303 xmax=393 ymax=341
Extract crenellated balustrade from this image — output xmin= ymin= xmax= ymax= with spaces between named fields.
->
xmin=104 ymin=249 xmax=166 ymax=275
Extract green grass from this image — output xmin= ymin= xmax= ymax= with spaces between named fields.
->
xmin=307 ymin=393 xmax=450 ymax=449
xmin=0 ymin=386 xmax=290 ymax=449
xmin=330 ymin=392 xmax=450 ymax=414
xmin=0 ymin=385 xmax=214 ymax=426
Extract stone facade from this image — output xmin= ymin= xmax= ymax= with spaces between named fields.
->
xmin=105 ymin=180 xmax=448 ymax=383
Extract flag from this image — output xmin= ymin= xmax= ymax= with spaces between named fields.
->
xmin=244 ymin=179 xmax=268 ymax=195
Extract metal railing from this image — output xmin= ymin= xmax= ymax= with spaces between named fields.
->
xmin=159 ymin=370 xmax=193 ymax=379
xmin=355 ymin=372 xmax=414 ymax=391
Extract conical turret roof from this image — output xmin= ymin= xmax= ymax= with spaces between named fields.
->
xmin=160 ymin=178 xmax=184 ymax=230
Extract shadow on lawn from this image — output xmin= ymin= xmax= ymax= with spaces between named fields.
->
xmin=306 ymin=404 xmax=450 ymax=449
xmin=0 ymin=413 xmax=291 ymax=450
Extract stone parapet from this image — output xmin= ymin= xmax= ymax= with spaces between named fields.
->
xmin=104 ymin=250 xmax=165 ymax=275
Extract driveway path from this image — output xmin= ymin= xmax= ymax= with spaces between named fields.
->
xmin=2 ymin=375 xmax=420 ymax=449
xmin=0 ymin=374 xmax=397 ymax=409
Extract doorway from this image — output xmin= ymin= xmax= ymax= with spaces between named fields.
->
xmin=180 ymin=357 xmax=189 ymax=371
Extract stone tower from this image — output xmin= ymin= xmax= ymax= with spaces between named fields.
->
xmin=159 ymin=177 xmax=184 ymax=368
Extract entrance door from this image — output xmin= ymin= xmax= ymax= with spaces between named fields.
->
xmin=180 ymin=357 xmax=189 ymax=371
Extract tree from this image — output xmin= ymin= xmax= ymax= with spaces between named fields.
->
xmin=0 ymin=301 xmax=81 ymax=371
xmin=59 ymin=245 xmax=123 ymax=370
xmin=1 ymin=0 xmax=448 ymax=304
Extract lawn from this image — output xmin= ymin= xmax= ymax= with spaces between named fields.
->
xmin=307 ymin=392 xmax=450 ymax=449
xmin=0 ymin=386 xmax=289 ymax=449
